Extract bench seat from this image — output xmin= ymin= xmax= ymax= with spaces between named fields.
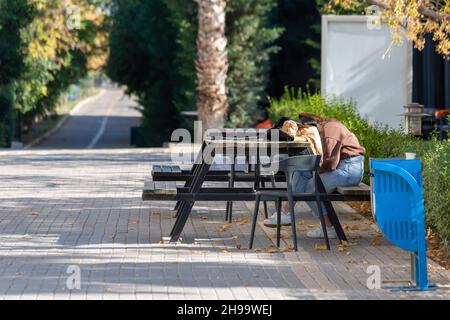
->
xmin=151 ymin=165 xmax=182 ymax=175
xmin=336 ymin=183 xmax=371 ymax=197
xmin=142 ymin=181 xmax=178 ymax=201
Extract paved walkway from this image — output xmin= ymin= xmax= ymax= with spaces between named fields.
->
xmin=0 ymin=149 xmax=448 ymax=299
xmin=33 ymin=89 xmax=140 ymax=149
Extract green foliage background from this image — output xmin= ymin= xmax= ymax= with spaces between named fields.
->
xmin=0 ymin=0 xmax=32 ymax=147
xmin=0 ymin=0 xmax=105 ymax=147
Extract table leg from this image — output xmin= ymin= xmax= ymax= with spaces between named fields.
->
xmin=175 ymin=141 xmax=207 ymax=211
xmin=170 ymin=147 xmax=213 ymax=242
xmin=317 ymin=177 xmax=348 ymax=243
xmin=225 ymin=162 xmax=236 ymax=223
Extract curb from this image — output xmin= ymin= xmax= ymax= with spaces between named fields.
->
xmin=24 ymin=90 xmax=106 ymax=149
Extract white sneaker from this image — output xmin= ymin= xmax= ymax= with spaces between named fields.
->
xmin=264 ymin=212 xmax=292 ymax=228
xmin=307 ymin=226 xmax=338 ymax=239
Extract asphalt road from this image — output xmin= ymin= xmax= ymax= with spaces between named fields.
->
xmin=33 ymin=89 xmax=141 ymax=149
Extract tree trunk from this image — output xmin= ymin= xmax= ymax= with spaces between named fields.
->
xmin=195 ymin=0 xmax=229 ymax=130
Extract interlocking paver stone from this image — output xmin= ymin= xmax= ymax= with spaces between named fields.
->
xmin=0 ymin=148 xmax=448 ymax=300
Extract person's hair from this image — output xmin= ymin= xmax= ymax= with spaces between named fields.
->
xmin=298 ymin=113 xmax=328 ymax=123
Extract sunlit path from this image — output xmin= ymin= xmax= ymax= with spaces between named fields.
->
xmin=32 ymin=89 xmax=140 ymax=150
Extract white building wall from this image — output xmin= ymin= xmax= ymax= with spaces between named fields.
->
xmin=321 ymin=15 xmax=413 ymax=128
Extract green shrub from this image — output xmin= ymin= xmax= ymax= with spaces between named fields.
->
xmin=269 ymin=88 xmax=449 ymax=246
xmin=413 ymin=138 xmax=450 ymax=246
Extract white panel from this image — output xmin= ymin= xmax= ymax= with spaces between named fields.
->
xmin=322 ymin=15 xmax=413 ymax=128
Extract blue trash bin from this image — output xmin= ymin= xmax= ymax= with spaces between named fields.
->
xmin=370 ymin=158 xmax=429 ymax=291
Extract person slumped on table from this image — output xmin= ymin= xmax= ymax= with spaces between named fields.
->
xmin=264 ymin=113 xmax=366 ymax=239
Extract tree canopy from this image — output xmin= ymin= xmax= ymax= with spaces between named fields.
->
xmin=0 ymin=0 xmax=108 ymax=147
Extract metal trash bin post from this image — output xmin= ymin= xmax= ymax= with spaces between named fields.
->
xmin=370 ymin=158 xmax=432 ymax=291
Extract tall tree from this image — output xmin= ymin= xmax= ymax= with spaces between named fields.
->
xmin=195 ymin=0 xmax=229 ymax=130
xmin=226 ymin=0 xmax=283 ymax=127
xmin=107 ymin=0 xmax=179 ymax=146
xmin=0 ymin=0 xmax=32 ymax=147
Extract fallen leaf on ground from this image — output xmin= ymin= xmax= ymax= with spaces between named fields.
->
xmin=298 ymin=220 xmax=305 ymax=225
xmin=236 ymin=243 xmax=242 ymax=250
xmin=231 ymin=235 xmax=238 ymax=240
xmin=308 ymin=224 xmax=319 ymax=229
xmin=315 ymin=245 xmax=328 ymax=251
xmin=338 ymin=241 xmax=356 ymax=252
xmin=236 ymin=218 xmax=250 ymax=226
xmin=216 ymin=224 xmax=233 ymax=233
xmin=31 ymin=212 xmax=40 ymax=216
xmin=344 ymin=224 xmax=370 ymax=232
xmin=281 ymin=245 xmax=295 ymax=253
xmin=130 ymin=220 xmax=139 ymax=225
xmin=200 ymin=216 xmax=209 ymax=221
xmin=220 ymin=247 xmax=231 ymax=253
xmin=375 ymin=230 xmax=383 ymax=238
xmin=369 ymin=239 xmax=380 ymax=246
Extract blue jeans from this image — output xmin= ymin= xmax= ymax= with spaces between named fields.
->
xmin=292 ymin=156 xmax=365 ymax=217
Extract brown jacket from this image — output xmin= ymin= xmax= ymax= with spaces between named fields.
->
xmin=318 ymin=120 xmax=365 ymax=172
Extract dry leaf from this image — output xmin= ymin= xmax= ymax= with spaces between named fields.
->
xmin=267 ymin=248 xmax=278 ymax=254
xmin=200 ymin=216 xmax=209 ymax=221
xmin=315 ymin=245 xmax=328 ymax=251
xmin=337 ymin=241 xmax=350 ymax=252
xmin=130 ymin=220 xmax=139 ymax=225
xmin=221 ymin=247 xmax=231 ymax=253
xmin=231 ymin=235 xmax=238 ymax=240
xmin=281 ymin=245 xmax=295 ymax=253
xmin=236 ymin=218 xmax=250 ymax=226
xmin=375 ymin=230 xmax=383 ymax=238
xmin=344 ymin=224 xmax=370 ymax=232
xmin=31 ymin=212 xmax=40 ymax=216
xmin=236 ymin=243 xmax=242 ymax=250
xmin=298 ymin=220 xmax=305 ymax=225
xmin=369 ymin=239 xmax=380 ymax=246
xmin=216 ymin=224 xmax=233 ymax=233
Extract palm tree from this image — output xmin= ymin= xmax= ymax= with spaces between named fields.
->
xmin=195 ymin=0 xmax=228 ymax=130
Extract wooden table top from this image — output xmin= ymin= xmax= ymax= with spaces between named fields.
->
xmin=204 ymin=136 xmax=312 ymax=149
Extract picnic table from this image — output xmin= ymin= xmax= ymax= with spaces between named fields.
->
xmin=143 ymin=130 xmax=371 ymax=245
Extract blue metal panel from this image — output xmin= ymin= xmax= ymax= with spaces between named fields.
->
xmin=370 ymin=159 xmax=429 ymax=290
